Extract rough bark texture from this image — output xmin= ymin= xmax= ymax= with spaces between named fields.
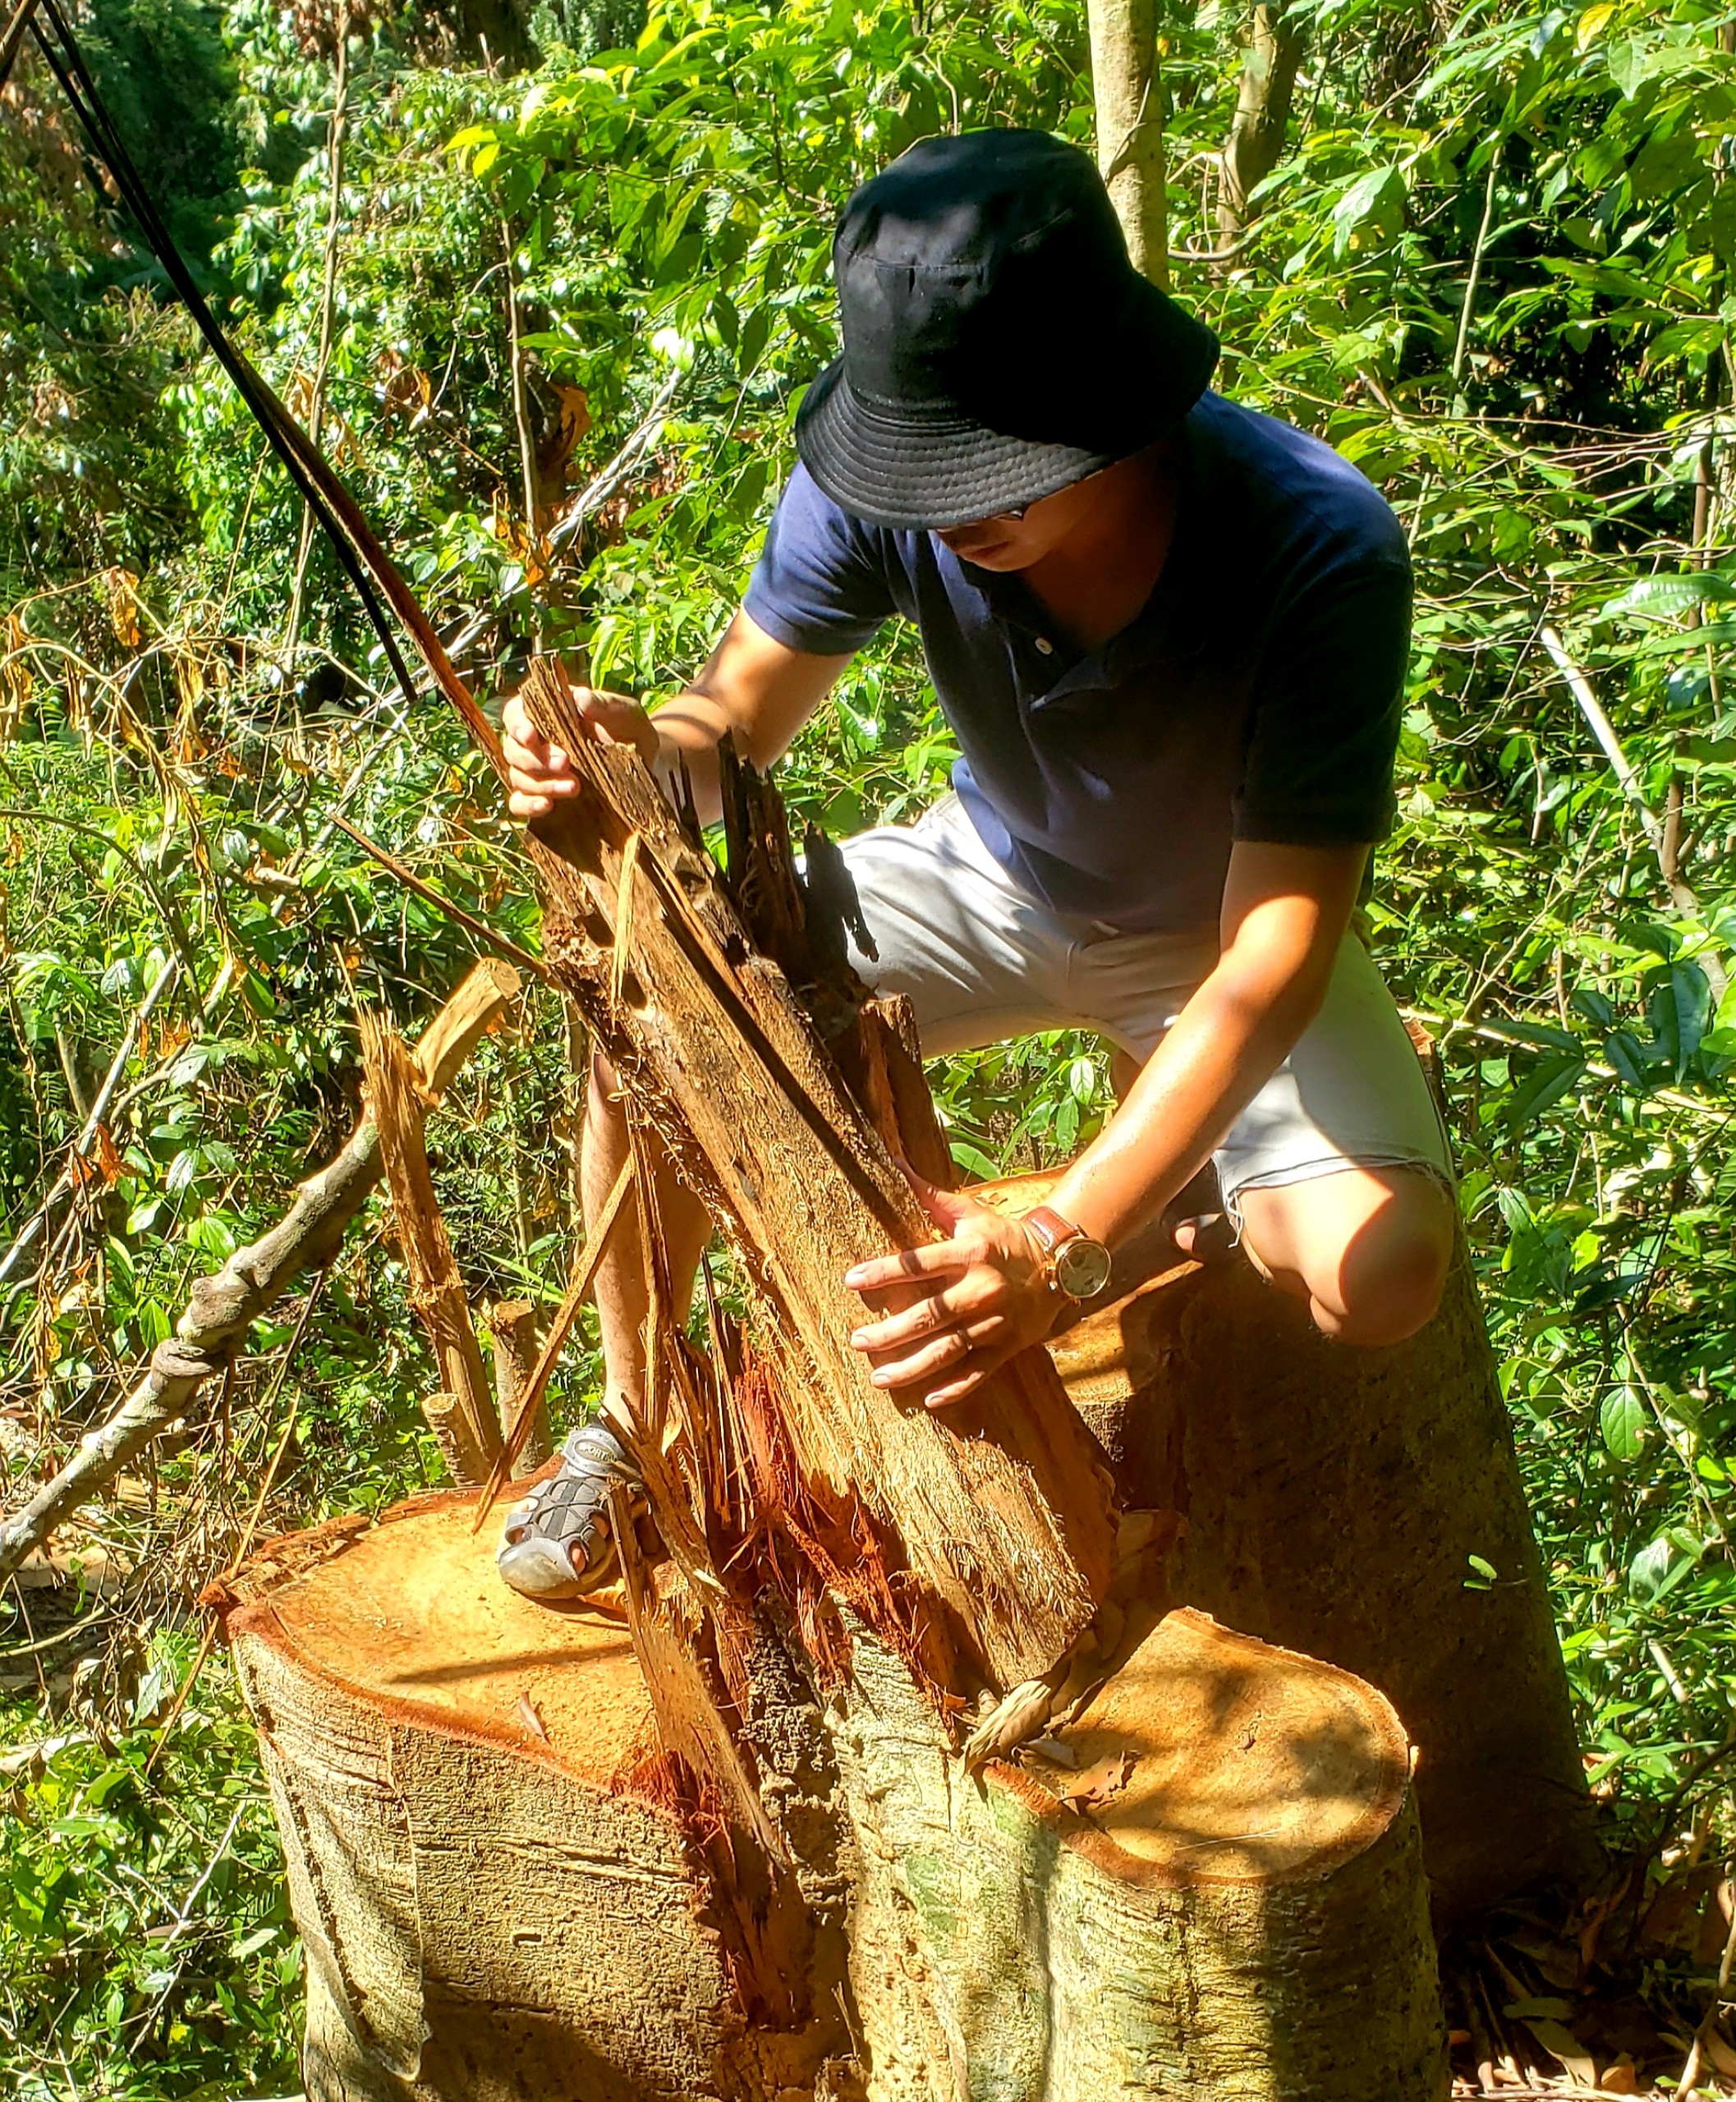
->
xmin=981 ymin=1173 xmax=1601 ymax=1924
xmin=0 ymin=961 xmax=518 ymax=1582
xmin=517 ymin=660 xmax=1116 ymax=1693
xmin=1087 ymin=0 xmax=1169 ymax=284
xmin=834 ymin=1606 xmax=1444 ymax=2101
xmin=1216 ymin=4 xmax=1304 ymax=238
xmin=219 ymin=1490 xmax=1447 ymax=2102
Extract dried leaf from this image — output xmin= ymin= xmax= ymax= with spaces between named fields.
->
xmin=1517 ymin=2015 xmax=1596 ymax=2086
xmin=92 ymin=1123 xmax=124 ymax=1187
xmin=1062 ymin=1747 xmax=1137 ymax=1812
xmin=105 ymin=567 xmax=141 ymax=649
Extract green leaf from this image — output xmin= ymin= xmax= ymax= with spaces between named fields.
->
xmin=1601 ymin=1384 xmax=1646 ymax=1462
xmin=1505 ymin=1051 xmax=1585 ymax=1127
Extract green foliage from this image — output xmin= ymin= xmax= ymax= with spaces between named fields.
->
xmin=0 ymin=1641 xmax=301 ymax=2098
xmin=7 ymin=0 xmax=1736 ymax=2087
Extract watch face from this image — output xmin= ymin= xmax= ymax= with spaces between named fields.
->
xmin=1055 ymin=1237 xmax=1113 ymax=1301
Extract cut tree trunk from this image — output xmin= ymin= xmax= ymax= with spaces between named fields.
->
xmin=217 ymin=1488 xmax=1449 ymax=2102
xmin=982 ymin=1173 xmax=1601 ymax=1924
xmin=517 ymin=662 xmax=1116 ymax=1694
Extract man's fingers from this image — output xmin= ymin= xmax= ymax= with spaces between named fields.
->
xmin=845 ymin=1241 xmax=972 ymax=1293
xmin=850 ymin=1275 xmax=1002 ymax=1353
xmin=866 ymin=1315 xmax=1005 ymax=1391
xmin=923 ymin=1364 xmax=990 ymax=1409
xmin=868 ymin=1329 xmax=972 ymax=1389
xmin=923 ymin=1337 xmax=1018 ymax=1411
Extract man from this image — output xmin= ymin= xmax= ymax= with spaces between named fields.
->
xmin=495 ymin=127 xmax=1455 ymax=1600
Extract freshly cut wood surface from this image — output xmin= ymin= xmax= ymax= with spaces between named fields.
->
xmin=977 ymin=1164 xmax=1599 ymax=1922
xmin=519 ymin=659 xmax=1116 ymax=1690
xmin=223 ymin=1489 xmax=1445 ymax=2102
xmin=219 ymin=1494 xmax=852 ymax=2102
xmin=225 ymin=1488 xmax=647 ymax=1780
xmin=1031 ymin=1603 xmax=1412 ymax=1887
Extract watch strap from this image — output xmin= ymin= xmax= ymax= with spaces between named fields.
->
xmin=1025 ymin=1205 xmax=1079 ymax=1260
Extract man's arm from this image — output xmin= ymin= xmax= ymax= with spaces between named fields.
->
xmin=1042 ymin=838 xmax=1367 ymax=1246
xmin=844 ymin=838 xmax=1370 ymax=1407
xmin=502 ymin=608 xmax=854 ymax=828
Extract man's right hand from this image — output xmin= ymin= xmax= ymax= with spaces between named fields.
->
xmin=501 ymin=687 xmax=659 ymax=822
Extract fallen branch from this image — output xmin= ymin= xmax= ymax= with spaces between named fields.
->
xmin=0 ymin=960 xmax=518 ymax=1584
xmin=326 ymin=810 xmax=549 ymax=981
xmin=361 ymin=1012 xmax=502 ymax=1482
xmin=545 ymin=368 xmax=682 ymax=555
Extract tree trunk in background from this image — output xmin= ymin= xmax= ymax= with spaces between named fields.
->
xmin=1216 ymin=4 xmax=1305 ymax=241
xmin=217 ymin=1492 xmax=1449 ymax=2102
xmin=1087 ymin=0 xmax=1169 ymax=286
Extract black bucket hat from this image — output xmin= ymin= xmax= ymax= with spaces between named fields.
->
xmin=795 ymin=129 xmax=1219 ymax=532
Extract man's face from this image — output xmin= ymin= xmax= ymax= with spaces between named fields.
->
xmin=932 ymin=470 xmax=1105 ymax=571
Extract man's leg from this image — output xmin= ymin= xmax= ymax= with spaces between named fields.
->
xmin=583 ymin=1049 xmax=712 ymax=1439
xmin=495 ymin=1050 xmax=712 ymax=1597
xmin=1205 ymin=933 xmax=1459 ymax=1348
xmin=1234 ymin=1166 xmax=1454 ymax=1349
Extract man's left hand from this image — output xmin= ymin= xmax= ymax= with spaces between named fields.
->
xmin=844 ymin=1178 xmax=1063 ymax=1410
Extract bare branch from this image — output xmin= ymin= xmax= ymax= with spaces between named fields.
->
xmin=0 ymin=961 xmax=519 ymax=1581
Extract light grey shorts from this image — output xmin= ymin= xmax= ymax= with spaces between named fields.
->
xmin=838 ymin=796 xmax=1454 ymax=1214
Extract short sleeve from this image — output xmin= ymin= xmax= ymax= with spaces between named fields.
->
xmin=742 ymin=462 xmax=898 ymax=657
xmin=1233 ymin=553 xmax=1412 ymax=847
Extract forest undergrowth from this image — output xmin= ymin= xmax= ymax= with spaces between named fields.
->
xmin=5 ymin=0 xmax=1736 ymax=2090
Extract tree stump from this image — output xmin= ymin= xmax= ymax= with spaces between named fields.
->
xmin=1000 ymin=1177 xmax=1601 ymax=1924
xmin=218 ymin=1489 xmax=1448 ymax=2102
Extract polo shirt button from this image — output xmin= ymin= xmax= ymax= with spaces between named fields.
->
xmin=1035 ymin=636 xmax=1054 ymax=655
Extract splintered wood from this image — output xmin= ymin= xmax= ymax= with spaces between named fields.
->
xmin=361 ymin=1015 xmax=503 ymax=1484
xmin=517 ymin=658 xmax=1115 ymax=1691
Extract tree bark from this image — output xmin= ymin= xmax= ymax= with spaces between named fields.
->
xmin=1216 ymin=4 xmax=1304 ymax=241
xmin=1087 ymin=0 xmax=1169 ymax=286
xmin=218 ymin=1488 xmax=1449 ymax=2102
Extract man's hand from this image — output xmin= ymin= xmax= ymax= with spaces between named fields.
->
xmin=844 ymin=1177 xmax=1063 ymax=1410
xmin=501 ymin=687 xmax=659 ymax=822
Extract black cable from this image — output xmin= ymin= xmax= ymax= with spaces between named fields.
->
xmin=28 ymin=0 xmax=427 ymax=718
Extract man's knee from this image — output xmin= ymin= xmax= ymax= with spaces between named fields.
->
xmin=1242 ymin=1168 xmax=1454 ymax=1349
xmin=1312 ymin=1179 xmax=1454 ymax=1348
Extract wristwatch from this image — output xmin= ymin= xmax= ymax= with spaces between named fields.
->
xmin=1023 ymin=1205 xmax=1114 ymax=1305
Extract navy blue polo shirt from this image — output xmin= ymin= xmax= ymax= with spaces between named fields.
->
xmin=742 ymin=391 xmax=1412 ymax=933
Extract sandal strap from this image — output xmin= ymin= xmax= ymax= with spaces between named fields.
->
xmin=505 ymin=1423 xmax=638 ymax=1552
